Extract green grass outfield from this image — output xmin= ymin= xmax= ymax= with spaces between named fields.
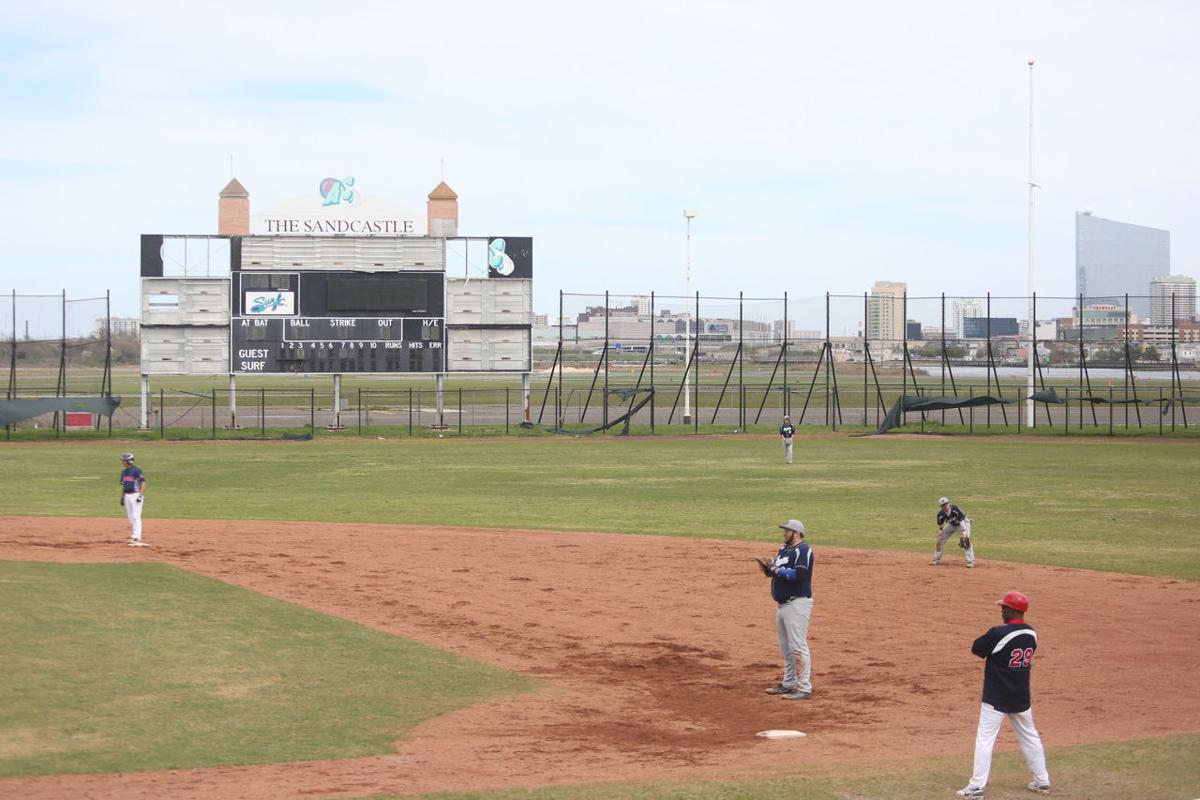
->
xmin=2 ymin=434 xmax=1198 ymax=579
xmin=0 ymin=561 xmax=531 ymax=777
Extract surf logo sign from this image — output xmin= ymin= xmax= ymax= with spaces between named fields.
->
xmin=486 ymin=237 xmax=533 ymax=279
xmin=319 ymin=176 xmax=356 ymax=207
xmin=245 ymin=291 xmax=295 ymax=315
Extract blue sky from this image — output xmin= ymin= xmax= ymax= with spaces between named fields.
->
xmin=1 ymin=0 xmax=1196 ymax=328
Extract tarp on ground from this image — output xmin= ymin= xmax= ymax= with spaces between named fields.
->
xmin=522 ymin=388 xmax=654 ymax=435
xmin=875 ymin=395 xmax=1011 ymax=434
xmin=0 ymin=396 xmax=121 ymax=427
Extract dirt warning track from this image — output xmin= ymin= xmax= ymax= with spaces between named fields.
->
xmin=2 ymin=516 xmax=1199 ymax=799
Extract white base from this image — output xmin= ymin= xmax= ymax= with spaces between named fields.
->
xmin=756 ymin=729 xmax=806 ymax=739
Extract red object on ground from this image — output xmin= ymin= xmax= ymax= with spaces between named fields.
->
xmin=64 ymin=412 xmax=92 ymax=429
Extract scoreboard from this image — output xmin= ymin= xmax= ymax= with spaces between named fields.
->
xmin=231 ymin=270 xmax=445 ymax=374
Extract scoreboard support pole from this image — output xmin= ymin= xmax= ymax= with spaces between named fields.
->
xmin=522 ymin=372 xmax=531 ymax=422
xmin=330 ymin=374 xmax=345 ymax=430
xmin=228 ymin=374 xmax=238 ymax=430
xmin=139 ymin=375 xmax=150 ymax=430
xmin=436 ymin=374 xmax=446 ymax=428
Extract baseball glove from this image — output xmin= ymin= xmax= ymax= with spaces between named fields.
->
xmin=755 ymin=557 xmax=775 ymax=577
xmin=957 ymin=532 xmax=971 ymax=549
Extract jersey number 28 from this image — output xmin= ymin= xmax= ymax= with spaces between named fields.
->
xmin=1008 ymin=647 xmax=1034 ymax=668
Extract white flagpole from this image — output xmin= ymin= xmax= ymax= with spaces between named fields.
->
xmin=1026 ymin=59 xmax=1038 ymax=428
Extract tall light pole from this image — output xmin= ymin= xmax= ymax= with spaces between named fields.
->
xmin=1026 ymin=59 xmax=1038 ymax=427
xmin=683 ymin=209 xmax=697 ymax=424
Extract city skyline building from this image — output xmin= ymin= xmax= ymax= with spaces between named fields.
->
xmin=1075 ymin=211 xmax=1170 ymax=319
xmin=867 ymin=280 xmax=906 ymax=343
xmin=952 ymin=298 xmax=983 ymax=339
xmin=1150 ymin=275 xmax=1197 ymax=325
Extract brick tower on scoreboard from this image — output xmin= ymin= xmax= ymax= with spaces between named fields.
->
xmin=427 ymin=181 xmax=458 ymax=237
xmin=218 ymin=178 xmax=250 ymax=235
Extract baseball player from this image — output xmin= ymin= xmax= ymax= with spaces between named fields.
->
xmin=932 ymin=496 xmax=975 ymax=568
xmin=755 ymin=519 xmax=814 ymax=700
xmin=956 ymin=591 xmax=1051 ymax=798
xmin=119 ymin=452 xmax=147 ymax=546
xmin=779 ymin=415 xmax=795 ymax=464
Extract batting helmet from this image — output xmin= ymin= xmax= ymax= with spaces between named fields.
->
xmin=996 ymin=591 xmax=1029 ymax=613
xmin=938 ymin=496 xmax=950 ymax=505
xmin=120 ymin=452 xmax=135 ymax=462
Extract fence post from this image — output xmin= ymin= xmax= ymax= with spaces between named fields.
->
xmin=505 ymin=387 xmax=510 ymax=435
xmin=211 ymin=390 xmax=217 ymax=440
xmin=357 ymin=387 xmax=362 ymax=436
xmin=1109 ymin=384 xmax=1113 ymax=436
xmin=310 ymin=388 xmax=315 ymax=435
xmin=1159 ymin=387 xmax=1163 ymax=436
xmin=260 ymin=388 xmax=265 ymax=436
xmin=409 ymin=388 xmax=413 ymax=436
xmin=968 ymin=386 xmax=973 ymax=434
xmin=159 ymin=388 xmax=164 ymax=438
xmin=459 ymin=387 xmax=463 ymax=435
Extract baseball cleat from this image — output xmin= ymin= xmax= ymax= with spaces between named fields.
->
xmin=929 ymin=559 xmax=943 ymax=566
xmin=129 ymin=541 xmax=149 ymax=547
xmin=765 ymin=684 xmax=793 ymax=695
xmin=966 ymin=563 xmax=975 ymax=568
xmin=781 ymin=689 xmax=812 ymax=700
xmin=955 ymin=787 xmax=984 ymax=799
xmin=1027 ymin=781 xmax=1051 ymax=794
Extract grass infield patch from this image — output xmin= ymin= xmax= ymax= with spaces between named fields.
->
xmin=0 ymin=561 xmax=533 ymax=777
xmin=385 ymin=732 xmax=1200 ymax=800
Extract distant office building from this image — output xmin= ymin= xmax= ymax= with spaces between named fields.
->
xmin=906 ymin=320 xmax=923 ymax=341
xmin=867 ymin=281 xmax=906 ymax=343
xmin=95 ymin=316 xmax=140 ymax=337
xmin=631 ymin=295 xmax=652 ymax=315
xmin=952 ymin=298 xmax=982 ymax=339
xmin=531 ymin=313 xmax=548 ymax=328
xmin=1076 ymin=211 xmax=1170 ymax=319
xmin=962 ymin=317 xmax=1019 ymax=339
xmin=1149 ymin=275 xmax=1196 ymax=325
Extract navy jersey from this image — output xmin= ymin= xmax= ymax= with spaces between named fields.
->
xmin=120 ymin=465 xmax=145 ymax=494
xmin=937 ymin=504 xmax=966 ymax=527
xmin=779 ymin=423 xmax=795 ymax=439
xmin=972 ymin=622 xmax=1038 ymax=713
xmin=770 ymin=542 xmax=813 ymax=604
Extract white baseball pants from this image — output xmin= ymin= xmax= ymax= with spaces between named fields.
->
xmin=968 ymin=702 xmax=1050 ymax=790
xmin=782 ymin=439 xmax=793 ymax=464
xmin=124 ymin=493 xmax=143 ymax=541
xmin=776 ymin=596 xmax=812 ymax=692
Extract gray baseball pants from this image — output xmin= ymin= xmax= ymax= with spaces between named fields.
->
xmin=776 ymin=596 xmax=813 ymax=692
xmin=935 ymin=520 xmax=975 ymax=566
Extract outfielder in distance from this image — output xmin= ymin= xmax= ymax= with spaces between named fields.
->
xmin=119 ymin=452 xmax=148 ymax=547
xmin=932 ymin=496 xmax=976 ymax=568
xmin=779 ymin=415 xmax=795 ymax=464
xmin=956 ymin=591 xmax=1051 ymax=799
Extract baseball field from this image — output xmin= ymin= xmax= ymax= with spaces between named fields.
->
xmin=1 ymin=433 xmax=1199 ymax=799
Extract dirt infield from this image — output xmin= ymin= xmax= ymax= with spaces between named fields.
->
xmin=2 ymin=516 xmax=1199 ymax=799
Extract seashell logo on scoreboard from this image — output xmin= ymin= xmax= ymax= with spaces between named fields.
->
xmin=245 ymin=291 xmax=296 ymax=315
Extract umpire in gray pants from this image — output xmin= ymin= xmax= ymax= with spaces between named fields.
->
xmin=756 ymin=519 xmax=815 ymax=700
